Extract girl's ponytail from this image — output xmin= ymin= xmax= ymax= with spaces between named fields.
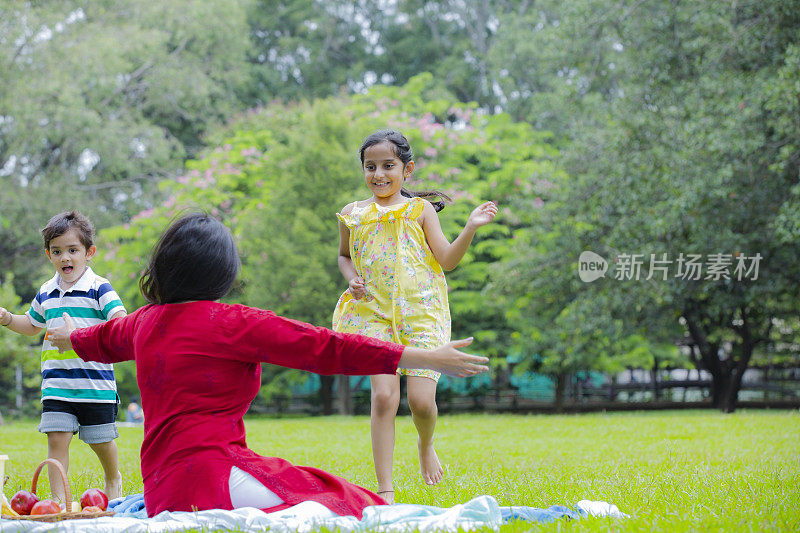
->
xmin=400 ymin=188 xmax=451 ymax=212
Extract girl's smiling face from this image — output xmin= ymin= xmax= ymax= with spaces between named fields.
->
xmin=362 ymin=141 xmax=414 ymax=204
xmin=46 ymin=228 xmax=96 ymax=288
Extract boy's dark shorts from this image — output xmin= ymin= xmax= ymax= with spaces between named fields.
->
xmin=38 ymin=399 xmax=119 ymax=444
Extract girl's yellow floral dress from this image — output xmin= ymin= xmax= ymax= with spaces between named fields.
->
xmin=333 ymin=197 xmax=450 ymax=381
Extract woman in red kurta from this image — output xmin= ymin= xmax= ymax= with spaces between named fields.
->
xmin=48 ymin=213 xmax=488 ymax=518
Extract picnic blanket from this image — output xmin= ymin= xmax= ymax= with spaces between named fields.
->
xmin=0 ymin=495 xmax=628 ymax=532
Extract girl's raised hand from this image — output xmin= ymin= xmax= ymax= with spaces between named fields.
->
xmin=467 ymin=201 xmax=498 ymax=229
xmin=348 ymin=276 xmax=368 ymax=299
xmin=46 ymin=313 xmax=77 ymax=353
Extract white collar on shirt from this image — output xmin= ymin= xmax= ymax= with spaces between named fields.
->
xmin=43 ymin=266 xmax=98 ymax=295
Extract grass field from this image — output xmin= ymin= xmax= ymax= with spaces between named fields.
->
xmin=1 ymin=410 xmax=798 ymax=531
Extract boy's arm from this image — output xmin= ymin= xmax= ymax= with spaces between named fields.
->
xmin=421 ymin=200 xmax=498 ymax=271
xmin=109 ymin=310 xmax=126 ymax=320
xmin=0 ymin=307 xmax=43 ymax=336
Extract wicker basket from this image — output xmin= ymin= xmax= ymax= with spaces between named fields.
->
xmin=1 ymin=458 xmax=115 ymax=521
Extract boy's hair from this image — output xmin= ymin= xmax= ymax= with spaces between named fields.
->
xmin=41 ymin=211 xmax=95 ymax=250
xmin=139 ymin=212 xmax=240 ymax=304
xmin=359 ymin=129 xmax=452 ymax=212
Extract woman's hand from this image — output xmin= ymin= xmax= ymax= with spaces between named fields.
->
xmin=348 ymin=276 xmax=368 ymax=299
xmin=400 ymin=337 xmax=490 ymax=377
xmin=46 ymin=313 xmax=77 ymax=353
xmin=0 ymin=307 xmax=11 ymax=327
xmin=466 ymin=201 xmax=498 ymax=229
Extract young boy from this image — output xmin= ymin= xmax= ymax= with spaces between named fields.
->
xmin=0 ymin=211 xmax=126 ymax=502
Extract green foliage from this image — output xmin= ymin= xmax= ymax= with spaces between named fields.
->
xmin=491 ymin=0 xmax=800 ymax=410
xmin=771 ymin=44 xmax=800 ymax=241
xmin=245 ymin=0 xmax=372 ymax=101
xmin=0 ymin=0 xmax=253 ymax=298
xmin=3 ymin=0 xmax=798 ymax=412
xmin=0 ymin=275 xmax=43 ymax=416
xmin=245 ymin=1 xmax=528 ymax=111
xmin=92 ymin=74 xmax=560 ymax=398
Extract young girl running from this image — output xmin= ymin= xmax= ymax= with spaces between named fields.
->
xmin=333 ymin=129 xmax=497 ymax=503
xmin=47 ymin=212 xmax=488 ymax=518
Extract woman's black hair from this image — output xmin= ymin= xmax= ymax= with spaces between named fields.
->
xmin=139 ymin=213 xmax=240 ymax=304
xmin=359 ymin=129 xmax=452 ymax=212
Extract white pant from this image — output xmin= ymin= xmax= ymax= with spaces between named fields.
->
xmin=228 ymin=466 xmax=284 ymax=509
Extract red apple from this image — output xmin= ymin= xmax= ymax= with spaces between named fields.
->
xmin=30 ymin=499 xmax=60 ymax=515
xmin=79 ymin=488 xmax=108 ymax=511
xmin=82 ymin=505 xmax=103 ymax=513
xmin=10 ymin=490 xmax=39 ymax=515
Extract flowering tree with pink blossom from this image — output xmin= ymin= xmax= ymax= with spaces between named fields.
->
xmin=93 ymin=73 xmax=560 ymax=410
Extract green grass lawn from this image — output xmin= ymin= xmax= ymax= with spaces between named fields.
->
xmin=2 ymin=410 xmax=798 ymax=531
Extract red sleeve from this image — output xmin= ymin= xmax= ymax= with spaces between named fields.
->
xmin=225 ymin=305 xmax=404 ymax=375
xmin=70 ymin=307 xmax=140 ymax=364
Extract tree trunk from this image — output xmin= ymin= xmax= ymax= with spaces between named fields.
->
xmin=608 ymin=374 xmax=617 ymax=401
xmin=319 ymin=376 xmax=335 ymax=415
xmin=337 ymin=375 xmax=352 ymax=415
xmin=651 ymin=357 xmax=661 ymax=401
xmin=553 ymin=372 xmax=567 ymax=413
xmin=709 ymin=370 xmax=731 ymax=410
xmin=721 ymin=375 xmax=742 ymax=413
xmin=683 ymin=307 xmax=757 ymax=413
xmin=683 ymin=314 xmax=724 ymax=408
xmin=721 ymin=312 xmax=756 ymax=413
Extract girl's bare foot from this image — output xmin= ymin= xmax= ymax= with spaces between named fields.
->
xmin=418 ymin=439 xmax=444 ymax=485
xmin=377 ymin=490 xmax=395 ymax=505
xmin=105 ymin=471 xmax=123 ymax=499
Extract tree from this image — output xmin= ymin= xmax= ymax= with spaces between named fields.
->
xmin=93 ymin=74 xmax=560 ymax=412
xmin=491 ymin=0 xmax=800 ymax=412
xmin=245 ymin=0 xmax=373 ymax=101
xmin=0 ymin=275 xmax=42 ymax=417
xmin=0 ymin=0 xmax=548 ymax=302
xmin=246 ymin=0 xmax=536 ymax=111
xmin=494 ymin=178 xmax=686 ymax=410
xmin=0 ymin=0 xmax=254 ymax=298
xmin=772 ymin=44 xmax=800 ymax=242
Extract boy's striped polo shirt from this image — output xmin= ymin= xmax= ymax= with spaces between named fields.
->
xmin=26 ymin=267 xmax=126 ymax=403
